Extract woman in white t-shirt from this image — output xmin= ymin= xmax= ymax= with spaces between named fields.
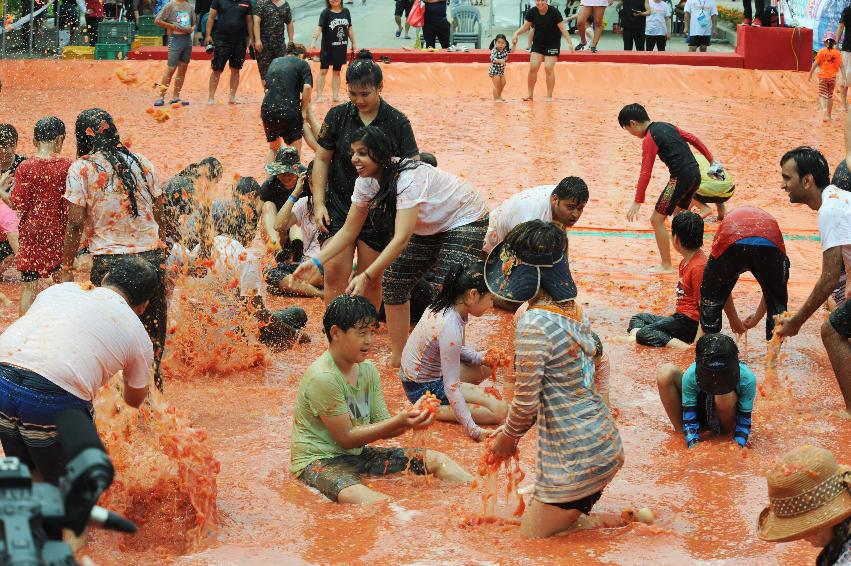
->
xmin=294 ymin=125 xmax=489 ymax=367
xmin=645 ymin=0 xmax=672 ymax=51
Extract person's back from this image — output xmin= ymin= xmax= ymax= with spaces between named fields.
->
xmin=647 ymin=121 xmax=700 ymax=180
xmin=0 ymin=282 xmax=152 ymax=401
xmin=711 ymin=205 xmax=785 ymax=259
xmin=264 ymin=56 xmax=312 ymax=104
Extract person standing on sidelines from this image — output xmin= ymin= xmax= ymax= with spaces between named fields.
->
xmin=253 ymin=0 xmax=294 ymax=83
xmin=310 ymin=0 xmax=355 ymax=102
xmin=205 ymin=0 xmax=254 ymax=104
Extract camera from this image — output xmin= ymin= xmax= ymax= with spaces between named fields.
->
xmin=0 ymin=410 xmax=136 ymax=566
xmin=205 ymin=42 xmax=214 ymax=54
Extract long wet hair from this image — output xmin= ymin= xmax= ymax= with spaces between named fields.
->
xmin=346 ymin=49 xmax=383 ymax=90
xmin=179 ymin=157 xmax=223 ymax=182
xmin=349 ymin=125 xmax=423 ymax=221
xmin=431 ymin=262 xmax=489 ymax=313
xmin=75 ymin=108 xmax=152 ymax=217
xmin=817 ymin=517 xmax=851 ymax=566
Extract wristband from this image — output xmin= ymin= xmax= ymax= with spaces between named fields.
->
xmin=287 ymin=194 xmax=298 ymax=204
xmin=312 ymin=257 xmax=324 ymax=275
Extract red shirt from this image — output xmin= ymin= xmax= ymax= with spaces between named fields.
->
xmin=676 ymin=249 xmax=707 ymax=321
xmin=710 ymin=206 xmax=786 ymax=258
xmin=11 ymin=157 xmax=72 ymax=275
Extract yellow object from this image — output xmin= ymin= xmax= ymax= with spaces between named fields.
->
xmin=132 ymin=35 xmax=163 ymax=49
xmin=695 ymin=154 xmax=735 ymax=199
xmin=61 ymin=46 xmax=95 ymax=60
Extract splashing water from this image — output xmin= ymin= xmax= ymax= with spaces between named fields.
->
xmin=93 ymin=374 xmax=220 ymax=553
xmin=460 ymin=440 xmax=525 ymax=527
xmin=762 ymin=312 xmax=792 ymax=405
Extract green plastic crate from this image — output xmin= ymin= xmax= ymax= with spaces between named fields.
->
xmin=97 ymin=21 xmax=135 ymax=45
xmin=136 ymin=15 xmax=161 ymax=36
xmin=94 ymin=43 xmax=132 ymax=60
xmin=137 ymin=15 xmax=156 ymax=27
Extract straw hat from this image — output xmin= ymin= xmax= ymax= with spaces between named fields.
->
xmin=758 ymin=446 xmax=851 ymax=542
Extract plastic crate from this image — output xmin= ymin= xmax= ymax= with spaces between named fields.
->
xmin=132 ymin=35 xmax=163 ymax=48
xmin=137 ymin=15 xmax=156 ymax=27
xmin=97 ymin=21 xmax=135 ymax=45
xmin=61 ymin=46 xmax=95 ymax=59
xmin=94 ymin=43 xmax=132 ymax=60
xmin=136 ymin=16 xmax=161 ymax=36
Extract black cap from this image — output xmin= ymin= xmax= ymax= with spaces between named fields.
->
xmin=695 ymin=334 xmax=740 ymax=395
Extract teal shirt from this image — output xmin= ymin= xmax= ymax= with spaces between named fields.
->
xmin=681 ymin=361 xmax=756 ymax=412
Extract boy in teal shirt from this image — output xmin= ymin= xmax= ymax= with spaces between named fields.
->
xmin=290 ymin=295 xmax=472 ymax=504
xmin=656 ymin=333 xmax=756 ymax=448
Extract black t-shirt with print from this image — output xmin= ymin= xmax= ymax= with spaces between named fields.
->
xmin=843 ymin=6 xmax=851 ymax=52
xmin=318 ymin=8 xmax=351 ymax=55
xmin=210 ymin=0 xmax=252 ymax=40
xmin=525 ymin=5 xmax=563 ymax=47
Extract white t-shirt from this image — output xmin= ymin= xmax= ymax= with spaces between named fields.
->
xmin=0 ymin=283 xmax=153 ymax=401
xmin=292 ymin=198 xmax=320 ymax=260
xmin=351 ymin=162 xmax=488 ymax=236
xmin=646 ymin=0 xmax=672 ymax=36
xmin=212 ymin=235 xmax=263 ymax=297
xmin=818 ymin=185 xmax=851 ymax=276
xmin=684 ymin=0 xmax=717 ymax=36
xmin=483 ymin=185 xmax=554 ymax=254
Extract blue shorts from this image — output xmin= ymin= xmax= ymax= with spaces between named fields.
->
xmin=0 ymin=364 xmax=93 ymax=485
xmin=401 ymin=378 xmax=450 ymax=405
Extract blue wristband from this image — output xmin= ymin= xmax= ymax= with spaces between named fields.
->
xmin=287 ymin=194 xmax=298 ymax=204
xmin=312 ymin=257 xmax=324 ymax=275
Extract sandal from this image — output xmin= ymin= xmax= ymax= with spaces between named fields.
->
xmin=590 ymin=45 xmax=598 ymax=53
xmin=378 ymin=55 xmax=392 ymax=63
xmin=169 ymin=99 xmax=190 ymax=106
xmin=575 ymin=43 xmax=586 ymax=51
xmin=153 ymin=98 xmax=165 ymax=106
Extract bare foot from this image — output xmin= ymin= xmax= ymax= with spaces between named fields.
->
xmin=332 ymin=97 xmax=342 ymax=103
xmin=207 ymin=98 xmax=215 ymax=105
xmin=228 ymin=98 xmax=239 ymax=105
xmin=522 ymin=96 xmax=533 ymax=102
xmin=648 ymin=264 xmax=676 ymax=274
xmin=545 ymin=97 xmax=553 ymax=102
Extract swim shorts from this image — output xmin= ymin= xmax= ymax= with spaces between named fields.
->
xmin=299 ymin=446 xmax=426 ymax=501
xmin=167 ymin=33 xmax=193 ymax=66
xmin=401 ymin=378 xmax=450 ymax=405
xmin=829 ymin=298 xmax=851 ymax=338
xmin=261 ymin=99 xmax=304 ymax=144
xmin=550 ymin=490 xmax=603 ymax=513
xmin=655 ymin=171 xmax=700 ymax=216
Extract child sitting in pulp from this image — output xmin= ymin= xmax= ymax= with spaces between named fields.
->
xmin=399 ymin=262 xmax=509 ymax=442
xmin=290 ymin=295 xmax=472 ymax=504
xmin=489 ymin=34 xmax=510 ymax=101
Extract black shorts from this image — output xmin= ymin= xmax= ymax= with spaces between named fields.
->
xmin=689 ymin=35 xmax=711 ymax=47
xmin=550 ymin=490 xmax=603 ymax=514
xmin=320 ymin=198 xmax=391 ymax=252
xmin=628 ymin=312 xmax=698 ymax=347
xmin=298 ymin=446 xmax=426 ymax=502
xmin=655 ymin=170 xmax=701 ymax=216
xmin=211 ymin=37 xmax=247 ymax=71
xmin=261 ymin=100 xmax=303 ymax=144
xmin=320 ymin=47 xmax=347 ymax=71
xmin=829 ymin=299 xmax=851 ymax=338
xmin=531 ymin=41 xmax=560 ymax=57
xmin=395 ymin=0 xmax=412 ymax=17
xmin=693 ymin=191 xmax=733 ymax=204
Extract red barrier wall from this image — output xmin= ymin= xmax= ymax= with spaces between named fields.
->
xmin=736 ymin=24 xmax=812 ymax=71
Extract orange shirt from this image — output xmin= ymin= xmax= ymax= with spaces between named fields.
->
xmin=816 ymin=47 xmax=842 ymax=79
xmin=675 ymin=250 xmax=707 ymax=321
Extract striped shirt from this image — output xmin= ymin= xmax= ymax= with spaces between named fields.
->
xmin=505 ymin=308 xmax=624 ymax=503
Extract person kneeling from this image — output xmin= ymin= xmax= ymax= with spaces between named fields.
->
xmin=290 ymin=295 xmax=472 ymax=504
xmin=400 ymin=262 xmax=509 ymax=442
xmin=656 ymin=333 xmax=756 ymax=449
xmin=0 ymin=257 xmax=156 ymax=485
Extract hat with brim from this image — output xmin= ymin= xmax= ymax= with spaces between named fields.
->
xmin=758 ymin=446 xmax=851 ymax=542
xmin=265 ymin=147 xmax=305 ymax=176
xmin=484 ymin=239 xmax=577 ymax=304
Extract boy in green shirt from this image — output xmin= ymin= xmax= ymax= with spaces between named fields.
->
xmin=291 ymin=295 xmax=472 ymax=504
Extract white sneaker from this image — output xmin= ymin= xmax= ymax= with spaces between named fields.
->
xmin=448 ymin=45 xmax=457 ymax=52
xmin=461 ymin=45 xmax=469 ymax=52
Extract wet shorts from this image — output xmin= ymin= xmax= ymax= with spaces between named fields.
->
xmin=693 ymin=191 xmax=733 ymax=204
xmin=531 ymin=41 xmax=560 ymax=57
xmin=261 ymin=99 xmax=304 ymax=144
xmin=829 ymin=299 xmax=851 ymax=338
xmin=550 ymin=490 xmax=603 ymax=514
xmin=655 ymin=171 xmax=701 ymax=216
xmin=320 ymin=47 xmax=347 ymax=71
xmin=299 ymin=446 xmax=426 ymax=501
xmin=167 ymin=33 xmax=193 ymax=66
xmin=211 ymin=37 xmax=247 ymax=71
xmin=819 ymin=77 xmax=837 ymax=100
xmin=401 ymin=378 xmax=450 ymax=405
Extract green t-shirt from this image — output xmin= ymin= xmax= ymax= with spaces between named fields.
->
xmin=290 ymin=351 xmax=391 ymax=475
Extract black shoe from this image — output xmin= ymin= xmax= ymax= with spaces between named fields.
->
xmin=576 ymin=43 xmax=586 ymax=51
xmin=590 ymin=45 xmax=597 ymax=53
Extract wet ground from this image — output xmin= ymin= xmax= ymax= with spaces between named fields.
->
xmin=1 ymin=59 xmax=848 ymax=565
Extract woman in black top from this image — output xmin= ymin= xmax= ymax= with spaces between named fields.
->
xmin=310 ymin=0 xmax=356 ymax=102
xmin=311 ymin=50 xmax=419 ymax=308
xmin=423 ymin=0 xmax=450 ymax=49
xmin=511 ymin=0 xmax=574 ymax=101
xmin=620 ymin=0 xmax=649 ymax=51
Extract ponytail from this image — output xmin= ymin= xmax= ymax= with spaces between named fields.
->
xmin=430 ymin=262 xmax=489 ymax=313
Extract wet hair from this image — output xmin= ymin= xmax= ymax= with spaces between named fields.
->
xmin=287 ymin=42 xmax=307 ymax=57
xmin=34 ymin=116 xmax=65 ymax=142
xmin=551 ymin=176 xmax=589 ymax=203
xmin=780 ymin=146 xmax=830 ymax=189
xmin=489 ymin=34 xmax=511 ymax=51
xmin=163 ymin=175 xmax=195 ymax=215
xmin=75 ymin=108 xmax=152 ymax=217
xmin=0 ymin=124 xmax=18 ymax=147
xmin=215 ymin=199 xmax=259 ymax=247
xmin=820 ymin=518 xmax=851 ymax=566
xmin=419 ymin=152 xmax=438 ymax=167
xmin=832 ymin=159 xmax=851 ymax=192
xmin=617 ymin=103 xmax=650 ymax=128
xmin=431 ymin=262 xmax=489 ymax=313
xmin=504 ymin=219 xmax=566 ymax=256
xmin=346 ymin=50 xmax=383 ymax=90
xmin=350 ymin=126 xmax=424 ymax=221
xmin=323 ymin=295 xmax=378 ymax=341
xmin=180 ymin=157 xmax=223 ymax=182
xmin=236 ymin=176 xmax=261 ymax=196
xmin=102 ymin=256 xmax=160 ymax=307
xmin=671 ymin=210 xmax=704 ymax=250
